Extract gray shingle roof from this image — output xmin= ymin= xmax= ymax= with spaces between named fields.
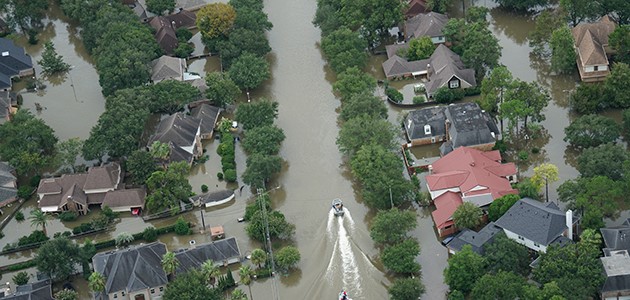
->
xmin=0 ymin=280 xmax=53 ymax=300
xmin=405 ymin=12 xmax=449 ymax=41
xmin=92 ymin=242 xmax=168 ymax=295
xmin=101 ymin=188 xmax=146 ymax=209
xmin=0 ymin=38 xmax=33 ymax=77
xmin=495 ymin=198 xmax=568 ymax=246
xmin=601 ymin=219 xmax=630 ymax=254
xmin=0 ymin=91 xmax=10 ymax=123
xmin=443 ymin=102 xmax=497 ymax=152
xmin=149 ymin=18 xmax=178 ymax=55
xmin=190 ymin=103 xmax=220 ymax=137
xmin=446 ymin=223 xmax=502 ymax=255
xmin=150 ymin=113 xmax=200 ymax=147
xmin=174 ymin=237 xmax=241 ymax=273
xmin=601 ymin=251 xmax=630 ymax=293
xmin=0 ymin=161 xmax=16 ymax=186
xmin=150 ymin=56 xmax=185 ymax=82
xmin=404 ymin=106 xmax=446 ymax=141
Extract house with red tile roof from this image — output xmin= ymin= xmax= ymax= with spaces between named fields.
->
xmin=426 ymin=147 xmax=518 ymax=237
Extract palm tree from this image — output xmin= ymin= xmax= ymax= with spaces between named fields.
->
xmin=115 ymin=232 xmax=134 ymax=248
xmin=88 ymin=272 xmax=105 ymax=293
xmin=29 ymin=210 xmax=49 ymax=236
xmin=161 ymin=251 xmax=179 ymax=280
xmin=150 ymin=141 xmax=170 ymax=167
xmin=250 ymin=249 xmax=267 ymax=269
xmin=230 ymin=289 xmax=248 ymax=300
xmin=201 ymin=259 xmax=220 ymax=287
xmin=239 ymin=265 xmax=254 ymax=300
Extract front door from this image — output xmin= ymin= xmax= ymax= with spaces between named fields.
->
xmin=134 ymin=294 xmax=145 ymax=300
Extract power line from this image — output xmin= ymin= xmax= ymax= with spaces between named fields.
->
xmin=257 ymin=186 xmax=280 ymax=300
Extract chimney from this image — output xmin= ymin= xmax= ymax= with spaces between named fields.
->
xmin=426 ymin=63 xmax=432 ymax=80
xmin=189 ymin=239 xmax=196 ymax=249
xmin=445 ymin=119 xmax=450 ymax=141
xmin=565 ymin=209 xmax=573 ymax=240
xmin=407 ymin=119 xmax=412 ymax=129
xmin=428 ymin=164 xmax=433 ymax=174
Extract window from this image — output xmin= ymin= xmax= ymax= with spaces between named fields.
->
xmin=159 ymin=287 xmax=164 ymax=292
xmin=113 ymin=294 xmax=118 ymax=299
xmin=150 ymin=289 xmax=155 ymax=294
xmin=534 ymin=243 xmax=540 ymax=247
xmin=518 ymin=236 xmax=524 ymax=240
xmin=122 ymin=291 xmax=125 ymax=296
xmin=449 ymin=80 xmax=459 ymax=89
xmin=594 ymin=65 xmax=599 ymax=71
xmin=431 ymin=137 xmax=436 ymax=143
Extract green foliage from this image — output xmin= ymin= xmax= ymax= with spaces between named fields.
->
xmin=218 ymin=28 xmax=272 ymax=68
xmin=610 ymin=25 xmax=630 ymax=64
xmin=550 ymin=25 xmax=577 ymax=74
xmin=569 ymin=82 xmax=607 ymax=114
xmin=142 ymin=227 xmax=158 ymax=242
xmin=427 ymin=0 xmax=453 ymax=13
xmin=243 ymin=194 xmax=271 ymax=221
xmin=17 ymin=186 xmax=34 ymax=199
xmin=500 ymin=80 xmax=550 ymax=134
xmin=235 ymin=99 xmax=279 ymax=130
xmin=484 ymin=234 xmax=530 ymax=276
xmin=433 ymin=87 xmax=465 ymax=104
xmin=115 ymin=232 xmax=134 ymax=248
xmin=0 ymin=0 xmax=48 ymax=31
xmin=176 ymin=27 xmax=193 ymax=42
xmin=447 ymin=290 xmax=465 ymax=300
xmin=470 ymin=271 xmax=527 ymax=300
xmin=624 ymin=108 xmax=630 ymax=136
xmin=164 ymin=270 xmax=222 ymax=300
xmin=146 ymin=0 xmax=175 ymax=15
xmin=605 ymin=63 xmax=630 ymax=108
xmin=228 ymin=52 xmax=270 ymax=90
xmin=101 ymin=206 xmax=119 ymax=222
xmin=146 ymin=162 xmax=193 ymax=214
xmin=479 ymin=65 xmax=513 ymax=115
xmin=174 ymin=217 xmax=191 ymax=235
xmin=35 ymin=237 xmax=81 ymax=281
xmin=58 ymin=211 xmax=78 ymax=222
xmin=388 ymin=277 xmax=425 ymax=300
xmin=332 ymin=67 xmax=377 ymax=100
xmin=197 ymin=3 xmax=236 ymax=40
xmin=466 ymin=6 xmax=489 ymax=24
xmin=0 ymin=110 xmax=58 ymax=175
xmin=88 ymin=271 xmax=105 ymax=292
xmin=321 ymin=27 xmax=368 ymax=74
xmin=560 ymin=0 xmax=599 ymax=27
xmin=460 ymin=22 xmax=502 ymax=81
xmin=12 ymin=271 xmax=29 ymax=286
xmin=243 ymin=154 xmax=282 ymax=188
xmin=406 ymin=36 xmax=436 ymax=61
xmin=529 ymin=10 xmax=565 ymax=56
xmin=201 ymin=184 xmax=209 ymax=193
xmin=452 ymin=202 xmax=482 ymax=230
xmin=224 ymin=169 xmax=237 ymax=182
xmin=54 ymin=289 xmax=78 ymax=300
xmin=55 ymin=138 xmax=83 ymax=173
xmin=487 ymin=194 xmax=520 ymax=221
xmin=444 ymin=245 xmax=486 ymax=294
xmin=28 ymin=210 xmax=49 ymax=236
xmin=558 ymin=176 xmax=622 ymax=229
xmin=205 ymin=72 xmax=241 ymax=107
xmin=577 ymin=143 xmax=628 ymax=180
xmin=495 ymin=0 xmax=549 ymax=11
xmin=385 ymin=87 xmax=403 ymax=103
xmin=246 ymin=210 xmax=295 ymax=242
xmin=126 ymin=150 xmax=157 ymax=185
xmin=340 ymin=92 xmax=387 ymax=121
xmin=242 ymin=125 xmax=286 ymax=155
xmin=250 ymin=248 xmax=268 ymax=268
xmin=381 ymin=239 xmax=421 ymax=274
xmin=38 ymin=42 xmax=70 ymax=75
xmin=5 ymin=260 xmax=36 ymax=272
xmin=337 ymin=115 xmax=396 ymax=155
xmin=413 ymin=95 xmax=426 ymax=104
xmin=150 ymin=80 xmax=201 ymax=114
xmin=232 ymin=6 xmax=272 ymax=33
xmin=564 ymin=114 xmax=620 ymax=148
xmin=370 ymin=208 xmax=417 ymax=245
xmin=274 ymin=245 xmax=301 ymax=271
xmin=14 ymin=211 xmax=24 ymax=221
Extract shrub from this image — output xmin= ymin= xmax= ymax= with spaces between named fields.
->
xmin=174 ymin=43 xmax=194 ymax=58
xmin=29 ymin=175 xmax=41 ymax=187
xmin=222 ymin=161 xmax=236 ymax=173
xmin=518 ymin=150 xmax=529 ymax=161
xmin=217 ymin=172 xmax=224 ymax=180
xmin=15 ymin=211 xmax=24 ymax=221
xmin=201 ymin=184 xmax=209 ymax=193
xmin=174 ymin=217 xmax=191 ymax=235
xmin=12 ymin=271 xmax=29 ymax=286
xmin=101 ymin=206 xmax=119 ymax=222
xmin=176 ymin=27 xmax=193 ymax=42
xmin=412 ymin=96 xmax=425 ymax=104
xmin=386 ymin=87 xmax=403 ymax=103
xmin=17 ymin=186 xmax=34 ymax=199
xmin=224 ymin=169 xmax=237 ymax=182
xmin=58 ymin=211 xmax=78 ymax=222
xmin=464 ymin=86 xmax=481 ymax=96
xmin=221 ymin=154 xmax=236 ymax=165
xmin=6 ymin=260 xmax=36 ymax=272
xmin=72 ymin=223 xmax=95 ymax=235
xmin=142 ymin=227 xmax=158 ymax=242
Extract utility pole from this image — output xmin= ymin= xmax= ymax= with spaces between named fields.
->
xmin=257 ymin=187 xmax=280 ymax=300
xmin=389 ymin=186 xmax=394 ymax=209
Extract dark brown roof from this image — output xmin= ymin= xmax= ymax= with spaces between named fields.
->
xmin=149 ymin=16 xmax=178 ymax=54
xmin=405 ymin=12 xmax=448 ymax=41
xmin=572 ymin=16 xmax=616 ymax=67
xmin=405 ymin=0 xmax=429 ymax=18
xmin=190 ymin=103 xmax=221 ymax=137
xmin=165 ymin=10 xmax=196 ymax=29
xmin=83 ymin=163 xmax=120 ymax=191
xmin=102 ymin=188 xmax=146 ymax=209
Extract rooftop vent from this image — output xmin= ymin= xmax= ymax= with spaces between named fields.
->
xmin=1 ymin=51 xmax=8 ymax=57
xmin=424 ymin=124 xmax=431 ymax=135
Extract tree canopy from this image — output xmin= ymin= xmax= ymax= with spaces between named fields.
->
xmin=246 ymin=210 xmax=295 ymax=242
xmin=388 ymin=277 xmax=425 ymax=300
xmin=340 ymin=92 xmax=387 ymax=121
xmin=332 ymin=67 xmax=377 ymax=100
xmin=495 ymin=0 xmax=549 ymax=11
xmin=453 ymin=202 xmax=482 ymax=230
xmin=205 ymin=72 xmax=241 ymax=108
xmin=370 ymin=208 xmax=417 ymax=245
xmin=242 ymin=125 xmax=286 ymax=155
xmin=164 ymin=270 xmax=222 ymax=300
xmin=196 ymin=3 xmax=236 ymax=40
xmin=470 ymin=271 xmax=527 ymax=300
xmin=235 ymin=99 xmax=279 ymax=130
xmin=321 ymin=27 xmax=368 ymax=74
xmin=146 ymin=0 xmax=175 ymax=15
xmin=577 ymin=143 xmax=628 ymax=180
xmin=610 ymin=25 xmax=630 ymax=65
xmin=381 ymin=239 xmax=421 ymax=274
xmin=275 ymin=245 xmax=301 ymax=271
xmin=444 ymin=245 xmax=485 ymax=294
xmin=487 ymin=194 xmax=520 ymax=221
xmin=483 ymin=234 xmax=530 ymax=276
xmin=558 ymin=175 xmax=622 ymax=229
xmin=38 ymin=42 xmax=70 ymax=76
xmin=145 ymin=162 xmax=193 ymax=214
xmin=337 ymin=115 xmax=396 ymax=155
xmin=228 ymin=52 xmax=271 ymax=90
xmin=0 ymin=0 xmax=48 ymax=31
xmin=406 ymin=36 xmax=436 ymax=61
xmin=242 ymin=153 xmax=282 ymax=188
xmin=35 ymin=237 xmax=81 ymax=281
xmin=126 ymin=150 xmax=157 ymax=185
xmin=563 ymin=114 xmax=620 ymax=149
xmin=149 ymin=80 xmax=201 ymax=114
xmin=550 ymin=25 xmax=577 ymax=74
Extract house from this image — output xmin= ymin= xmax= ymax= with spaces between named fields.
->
xmin=166 ymin=10 xmax=196 ymax=29
xmin=0 ymin=280 xmax=53 ymax=300
xmin=572 ymin=16 xmax=616 ymax=82
xmin=494 ymin=198 xmax=576 ymax=253
xmin=426 ymin=147 xmax=518 ymax=237
xmin=148 ymin=113 xmax=203 ymax=165
xmin=382 ymin=44 xmax=476 ymax=97
xmin=149 ymin=17 xmax=179 ymax=55
xmin=174 ymin=237 xmax=242 ymax=273
xmin=36 ymin=163 xmax=122 ymax=215
xmin=190 ymin=189 xmax=235 ymax=208
xmin=405 ymin=0 xmax=429 ymax=19
xmin=404 ymin=12 xmax=448 ymax=43
xmin=150 ymin=55 xmax=186 ymax=82
xmin=0 ymin=162 xmax=17 ymax=208
xmin=601 ymin=219 xmax=630 ymax=256
xmin=92 ymin=242 xmax=168 ymax=300
xmin=404 ymin=103 xmax=500 ymax=154
xmin=101 ymin=188 xmax=146 ymax=214
xmin=188 ymin=101 xmax=221 ymax=139
xmin=0 ymin=37 xmax=34 ymax=91
xmin=445 ymin=222 xmax=502 ymax=255
xmin=601 ymin=250 xmax=630 ymax=300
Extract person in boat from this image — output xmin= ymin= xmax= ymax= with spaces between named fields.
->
xmin=340 ymin=290 xmax=348 ymax=300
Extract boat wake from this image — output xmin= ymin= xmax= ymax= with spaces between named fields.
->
xmin=325 ymin=209 xmax=362 ymax=297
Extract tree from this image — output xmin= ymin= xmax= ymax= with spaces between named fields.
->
xmin=115 ymin=232 xmax=134 ymax=247
xmin=452 ymin=202 xmax=482 ymax=230
xmin=146 ymin=162 xmax=193 ymax=214
xmin=487 ymin=194 xmax=520 ymax=221
xmin=406 ymin=36 xmax=436 ymax=61
xmin=564 ymin=114 xmax=620 ymax=148
xmin=461 ymin=22 xmax=502 ymax=81
xmin=624 ymin=108 xmax=630 ymax=136
xmin=29 ymin=210 xmax=49 ymax=236
xmin=610 ymin=25 xmax=630 ymax=65
xmin=235 ymin=100 xmax=278 ymax=130
xmin=370 ymin=208 xmax=417 ymax=245
xmin=340 ymin=92 xmax=387 ymax=121
xmin=388 ymin=277 xmax=425 ymax=300
xmin=558 ymin=176 xmax=622 ymax=228
xmin=569 ymin=82 xmax=607 ymax=114
xmin=484 ymin=234 xmax=530 ymax=275
xmin=320 ymin=27 xmax=368 ymax=74
xmin=479 ymin=65 xmax=513 ymax=132
xmin=242 ymin=125 xmax=285 ymax=155
xmin=605 ymin=62 xmax=630 ymax=108
xmin=577 ymin=143 xmax=628 ymax=180
xmin=275 ymin=245 xmax=301 ymax=271
xmin=197 ymin=3 xmax=236 ymax=40
xmin=233 ymin=6 xmax=272 ymax=33
xmin=149 ymin=141 xmax=170 ymax=164
xmin=550 ymin=25 xmax=577 ymax=74
xmin=501 ymin=80 xmax=550 ymax=135
xmin=228 ymin=52 xmax=270 ymax=90
xmin=427 ymin=0 xmax=453 ymax=13
xmin=12 ymin=271 xmax=29 ymax=286
xmin=337 ymin=115 xmax=396 ymax=155
xmin=163 ymin=270 xmax=221 ymax=300
xmin=88 ymin=272 xmax=105 ymax=292
xmin=0 ymin=0 xmax=48 ymax=31
xmin=149 ymin=80 xmax=201 ymax=114
xmin=231 ymin=289 xmax=248 ymax=300
xmin=246 ymin=210 xmax=295 ymax=242
xmin=531 ymin=163 xmax=559 ymax=201
xmin=35 ymin=237 xmax=81 ymax=281
xmin=54 ymin=289 xmax=78 ymax=300
xmin=495 ymin=0 xmax=549 ymax=11
xmin=205 ymin=72 xmax=241 ymax=107
xmin=161 ymin=251 xmax=180 ymax=279
xmin=560 ymin=0 xmax=599 ymax=27
xmin=529 ymin=10 xmax=565 ymax=56
xmin=444 ymin=245 xmax=486 ymax=294
xmin=55 ymin=138 xmax=82 ymax=173
xmin=332 ymin=67 xmax=377 ymax=100
xmin=242 ymin=154 xmax=282 ymax=188
xmin=466 ymin=6 xmax=489 ymax=24
xmin=381 ymin=239 xmax=421 ymax=274
xmin=600 ymin=0 xmax=630 ymax=25
xmin=202 ymin=260 xmax=221 ymax=287
xmin=219 ymin=28 xmax=272 ymax=67
xmin=0 ymin=110 xmax=58 ymax=175
xmin=250 ymin=249 xmax=267 ymax=269
xmin=38 ymin=42 xmax=70 ymax=76
xmin=470 ymin=271 xmax=526 ymax=300
xmin=239 ymin=265 xmax=254 ymax=300
xmin=126 ymin=150 xmax=157 ymax=185
xmin=146 ymin=0 xmax=175 ymax=15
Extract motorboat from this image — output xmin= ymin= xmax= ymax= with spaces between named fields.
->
xmin=339 ymin=290 xmax=351 ymax=300
xmin=332 ymin=198 xmax=344 ymax=216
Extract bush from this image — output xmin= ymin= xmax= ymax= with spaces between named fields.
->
xmin=72 ymin=222 xmax=95 ymax=235
xmin=434 ymin=87 xmax=465 ymax=104
xmin=12 ymin=271 xmax=29 ymax=286
xmin=58 ymin=211 xmax=78 ymax=222
xmin=3 ymin=230 xmax=50 ymax=251
xmin=142 ymin=227 xmax=158 ymax=242
xmin=201 ymin=184 xmax=209 ymax=193
xmin=101 ymin=206 xmax=119 ymax=222
xmin=174 ymin=43 xmax=194 ymax=58
xmin=29 ymin=175 xmax=41 ymax=187
xmin=174 ymin=217 xmax=191 ymax=235
xmin=15 ymin=211 xmax=24 ymax=221
xmin=17 ymin=186 xmax=34 ymax=199
xmin=224 ymin=169 xmax=237 ymax=182
xmin=255 ymin=267 xmax=273 ymax=278
xmin=464 ymin=86 xmax=481 ymax=96
xmin=6 ymin=260 xmax=36 ymax=272
xmin=217 ymin=172 xmax=224 ymax=180
xmin=412 ymin=95 xmax=425 ymax=104
xmin=386 ymin=87 xmax=403 ymax=103
xmin=176 ymin=27 xmax=193 ymax=42
xmin=222 ymin=161 xmax=236 ymax=173
xmin=221 ymin=154 xmax=236 ymax=166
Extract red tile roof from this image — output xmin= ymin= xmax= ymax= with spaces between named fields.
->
xmin=431 ymin=191 xmax=462 ymax=229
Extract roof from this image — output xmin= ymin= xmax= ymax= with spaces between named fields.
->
xmin=405 ymin=12 xmax=449 ymax=41
xmin=0 ymin=38 xmax=33 ymax=78
xmin=150 ymin=55 xmax=186 ymax=82
xmin=442 ymin=102 xmax=497 ymax=153
xmin=405 ymin=0 xmax=429 ymax=18
xmin=601 ymin=250 xmax=630 ymax=293
xmin=102 ymin=188 xmax=146 ymax=209
xmin=427 ymin=146 xmax=517 ymax=198
xmin=174 ymin=237 xmax=241 ymax=273
xmin=0 ymin=71 xmax=10 ymax=90
xmin=190 ymin=189 xmax=235 ymax=205
xmin=601 ymin=219 xmax=630 ymax=254
xmin=431 ymin=191 xmax=462 ymax=229
xmin=92 ymin=242 xmax=168 ymax=295
xmin=404 ymin=105 xmax=447 ymax=140
xmin=83 ymin=162 xmax=121 ymax=191
xmin=149 ymin=17 xmax=178 ymax=55
xmin=190 ymin=102 xmax=221 ymax=136
xmin=167 ymin=142 xmax=194 ymax=164
xmin=425 ymin=45 xmax=477 ymax=95
xmin=495 ymin=198 xmax=569 ymax=246
xmin=149 ymin=112 xmax=201 ymax=149
xmin=0 ymin=280 xmax=53 ymax=300
xmin=165 ymin=10 xmax=196 ymax=29
xmin=446 ymin=223 xmax=502 ymax=255
xmin=0 ymin=161 xmax=16 ymax=187
xmin=572 ymin=16 xmax=616 ymax=67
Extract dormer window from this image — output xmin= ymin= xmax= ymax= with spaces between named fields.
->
xmin=449 ymin=80 xmax=459 ymax=89
xmin=424 ymin=125 xmax=431 ymax=135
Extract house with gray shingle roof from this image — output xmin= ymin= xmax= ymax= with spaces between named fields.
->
xmin=404 ymin=12 xmax=448 ymax=43
xmin=572 ymin=15 xmax=616 ymax=82
xmin=0 ymin=162 xmax=17 ymax=208
xmin=0 ymin=37 xmax=34 ymax=91
xmin=189 ymin=100 xmax=221 ymax=139
xmin=0 ymin=279 xmax=53 ymax=300
xmin=148 ymin=113 xmax=203 ymax=165
xmin=601 ymin=219 xmax=630 ymax=256
xmin=150 ymin=55 xmax=186 ymax=83
xmin=101 ymin=188 xmax=146 ymax=213
xmin=92 ymin=242 xmax=168 ymax=300
xmin=601 ymin=250 xmax=630 ymax=300
xmin=174 ymin=237 xmax=242 ymax=272
xmin=445 ymin=222 xmax=502 ymax=255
